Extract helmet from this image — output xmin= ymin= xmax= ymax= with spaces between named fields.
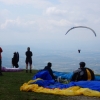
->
xmin=47 ymin=62 xmax=52 ymax=67
xmin=27 ymin=47 xmax=30 ymax=51
xmin=79 ymin=62 xmax=86 ymax=67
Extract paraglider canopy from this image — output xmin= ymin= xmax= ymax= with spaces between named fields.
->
xmin=65 ymin=26 xmax=96 ymax=37
xmin=65 ymin=26 xmax=96 ymax=53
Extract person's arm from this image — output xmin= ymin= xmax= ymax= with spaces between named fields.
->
xmin=0 ymin=47 xmax=3 ymax=52
xmin=25 ymin=51 xmax=27 ymax=56
xmin=73 ymin=68 xmax=81 ymax=73
xmin=44 ymin=66 xmax=56 ymax=80
xmin=71 ymin=68 xmax=81 ymax=81
xmin=31 ymin=51 xmax=33 ymax=56
xmin=49 ymin=68 xmax=56 ymax=80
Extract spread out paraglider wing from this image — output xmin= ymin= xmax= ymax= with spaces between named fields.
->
xmin=65 ymin=26 xmax=96 ymax=37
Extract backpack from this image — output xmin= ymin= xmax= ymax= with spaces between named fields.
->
xmin=71 ymin=68 xmax=94 ymax=81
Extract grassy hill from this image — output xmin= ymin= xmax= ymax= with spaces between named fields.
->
xmin=0 ymin=70 xmax=100 ymax=100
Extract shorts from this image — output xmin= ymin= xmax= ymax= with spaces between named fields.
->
xmin=25 ymin=58 xmax=32 ymax=65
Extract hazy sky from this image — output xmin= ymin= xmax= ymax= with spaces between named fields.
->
xmin=0 ymin=0 xmax=100 ymax=50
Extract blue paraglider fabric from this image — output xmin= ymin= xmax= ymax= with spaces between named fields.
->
xmin=32 ymin=70 xmax=100 ymax=91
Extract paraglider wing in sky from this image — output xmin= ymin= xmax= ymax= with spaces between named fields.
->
xmin=65 ymin=26 xmax=96 ymax=37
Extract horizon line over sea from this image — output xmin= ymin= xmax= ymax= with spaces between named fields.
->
xmin=1 ymin=45 xmax=100 ymax=74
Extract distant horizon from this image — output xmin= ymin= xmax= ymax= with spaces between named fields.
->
xmin=1 ymin=43 xmax=100 ymax=51
xmin=1 ymin=45 xmax=100 ymax=74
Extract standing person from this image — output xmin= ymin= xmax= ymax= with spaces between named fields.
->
xmin=25 ymin=47 xmax=33 ymax=73
xmin=12 ymin=52 xmax=19 ymax=68
xmin=71 ymin=62 xmax=95 ymax=81
xmin=0 ymin=47 xmax=3 ymax=76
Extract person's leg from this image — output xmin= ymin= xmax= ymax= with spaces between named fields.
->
xmin=29 ymin=60 xmax=32 ymax=73
xmin=25 ymin=59 xmax=28 ymax=73
xmin=0 ymin=59 xmax=3 ymax=76
xmin=13 ymin=63 xmax=16 ymax=68
xmin=30 ymin=64 xmax=32 ymax=73
xmin=26 ymin=63 xmax=28 ymax=73
xmin=17 ymin=63 xmax=19 ymax=68
xmin=16 ymin=63 xmax=19 ymax=68
xmin=15 ymin=63 xmax=17 ymax=68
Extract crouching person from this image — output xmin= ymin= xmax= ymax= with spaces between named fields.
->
xmin=33 ymin=62 xmax=57 ymax=81
xmin=71 ymin=62 xmax=95 ymax=82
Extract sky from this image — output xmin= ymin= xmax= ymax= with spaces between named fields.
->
xmin=0 ymin=0 xmax=100 ymax=51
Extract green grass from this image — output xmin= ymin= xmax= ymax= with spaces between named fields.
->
xmin=0 ymin=70 xmax=63 ymax=100
xmin=0 ymin=70 xmax=100 ymax=100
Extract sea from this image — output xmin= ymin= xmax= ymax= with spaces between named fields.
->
xmin=1 ymin=45 xmax=100 ymax=74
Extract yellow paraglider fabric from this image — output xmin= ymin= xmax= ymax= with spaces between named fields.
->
xmin=20 ymin=79 xmax=100 ymax=97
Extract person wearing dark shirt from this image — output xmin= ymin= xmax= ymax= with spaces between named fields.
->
xmin=0 ymin=47 xmax=3 ymax=76
xmin=12 ymin=52 xmax=19 ymax=68
xmin=25 ymin=47 xmax=33 ymax=73
xmin=71 ymin=62 xmax=95 ymax=81
xmin=44 ymin=62 xmax=56 ymax=80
